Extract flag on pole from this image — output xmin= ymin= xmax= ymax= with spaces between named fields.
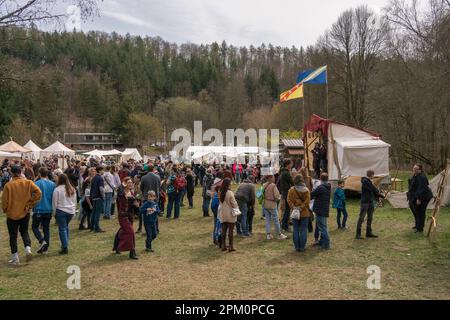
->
xmin=279 ymin=82 xmax=304 ymax=102
xmin=296 ymin=65 xmax=327 ymax=84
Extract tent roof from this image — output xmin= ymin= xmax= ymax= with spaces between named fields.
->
xmin=0 ymin=151 xmax=22 ymax=158
xmin=42 ymin=141 xmax=74 ymax=153
xmin=24 ymin=140 xmax=42 ymax=151
xmin=84 ymin=149 xmax=122 ymax=157
xmin=122 ymin=148 xmax=142 ymax=161
xmin=0 ymin=140 xmax=31 ymax=153
xmin=303 ymin=114 xmax=381 ymax=138
xmin=335 ymin=138 xmax=391 ymax=148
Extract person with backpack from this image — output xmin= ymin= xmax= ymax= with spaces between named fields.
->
xmin=262 ymin=173 xmax=287 ymax=240
xmin=166 ymin=169 xmax=185 ymax=219
xmin=234 ymin=177 xmax=256 ymax=237
xmin=202 ymin=168 xmax=215 ymax=217
xmin=408 ymin=164 xmax=434 ymax=233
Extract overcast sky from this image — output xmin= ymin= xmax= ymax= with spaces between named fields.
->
xmin=65 ymin=0 xmax=391 ymax=47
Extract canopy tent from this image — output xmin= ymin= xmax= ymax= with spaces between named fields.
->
xmin=23 ymin=140 xmax=42 ymax=160
xmin=0 ymin=140 xmax=31 ymax=153
xmin=41 ymin=141 xmax=75 ymax=158
xmin=304 ymin=114 xmax=390 ymax=182
xmin=83 ymin=149 xmax=122 ymax=158
xmin=121 ymin=148 xmax=143 ymax=161
xmin=0 ymin=151 xmax=22 ymax=160
xmin=387 ymin=169 xmax=450 ymax=209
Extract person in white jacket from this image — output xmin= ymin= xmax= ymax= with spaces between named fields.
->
xmin=53 ymin=173 xmax=77 ymax=255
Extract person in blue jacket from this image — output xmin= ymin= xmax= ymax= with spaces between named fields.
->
xmin=333 ymin=180 xmax=348 ymax=229
xmin=140 ymin=190 xmax=159 ymax=252
xmin=32 ymin=167 xmax=56 ymax=254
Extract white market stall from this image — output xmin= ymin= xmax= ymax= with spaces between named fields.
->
xmin=0 ymin=140 xmax=31 ymax=154
xmin=121 ymin=148 xmax=143 ymax=162
xmin=23 ymin=140 xmax=42 ymax=161
xmin=0 ymin=151 xmax=22 ymax=161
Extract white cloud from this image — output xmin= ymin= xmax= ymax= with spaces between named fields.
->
xmin=102 ymin=10 xmax=148 ymax=27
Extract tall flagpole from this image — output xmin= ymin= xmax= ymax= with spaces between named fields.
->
xmin=325 ymin=65 xmax=329 ymax=119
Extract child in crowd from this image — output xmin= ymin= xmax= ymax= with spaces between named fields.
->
xmin=333 ymin=179 xmax=348 ymax=229
xmin=139 ymin=191 xmax=159 ymax=252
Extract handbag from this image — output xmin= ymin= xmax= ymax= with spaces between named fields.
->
xmin=231 ymin=208 xmax=242 ymax=217
xmin=290 ymin=207 xmax=301 ymax=220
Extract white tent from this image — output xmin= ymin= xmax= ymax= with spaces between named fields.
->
xmin=84 ymin=149 xmax=123 ymax=159
xmin=0 ymin=151 xmax=21 ymax=160
xmin=23 ymin=140 xmax=42 ymax=160
xmin=387 ymin=168 xmax=450 ymax=209
xmin=41 ymin=141 xmax=75 ymax=158
xmin=327 ymin=123 xmax=390 ymax=180
xmin=121 ymin=148 xmax=143 ymax=161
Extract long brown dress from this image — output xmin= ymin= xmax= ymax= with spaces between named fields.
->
xmin=113 ymin=187 xmax=136 ymax=252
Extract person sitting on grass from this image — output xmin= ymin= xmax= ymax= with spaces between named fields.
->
xmin=333 ymin=179 xmax=348 ymax=230
xmin=139 ymin=191 xmax=159 ymax=252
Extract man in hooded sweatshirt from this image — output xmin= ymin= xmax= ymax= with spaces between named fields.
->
xmin=310 ymin=172 xmax=331 ymax=249
xmin=356 ymin=169 xmax=384 ymax=239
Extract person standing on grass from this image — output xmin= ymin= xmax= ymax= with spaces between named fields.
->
xmin=140 ymin=164 xmax=161 ymax=204
xmin=32 ymin=167 xmax=56 ymax=254
xmin=185 ymin=167 xmax=195 ymax=209
xmin=218 ymin=178 xmax=239 ymax=252
xmin=407 ymin=164 xmax=434 ymax=233
xmin=166 ymin=171 xmax=181 ymax=219
xmin=311 ymin=173 xmax=331 ymax=250
xmin=79 ymin=169 xmax=94 ymax=230
xmin=333 ymin=179 xmax=348 ymax=230
xmin=279 ymin=159 xmax=294 ymax=233
xmin=263 ymin=173 xmax=287 ymax=240
xmin=2 ymin=165 xmax=42 ymax=265
xmin=139 ymin=191 xmax=159 ymax=252
xmin=234 ymin=177 xmax=256 ymax=237
xmin=103 ymin=165 xmax=115 ymax=220
xmin=287 ymin=175 xmax=311 ymax=252
xmin=113 ymin=177 xmax=138 ymax=259
xmin=52 ymin=173 xmax=77 ymax=255
xmin=211 ymin=182 xmax=222 ymax=246
xmin=90 ymin=166 xmax=106 ymax=233
xmin=202 ymin=168 xmax=215 ymax=217
xmin=356 ymin=170 xmax=384 ymax=239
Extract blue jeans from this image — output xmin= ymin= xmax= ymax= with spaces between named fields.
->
xmin=235 ymin=172 xmax=241 ymax=184
xmin=103 ymin=192 xmax=113 ymax=218
xmin=91 ymin=198 xmax=104 ymax=231
xmin=212 ymin=207 xmax=218 ymax=241
xmin=237 ymin=200 xmax=249 ymax=236
xmin=281 ymin=195 xmax=290 ymax=231
xmin=316 ymin=215 xmax=330 ymax=249
xmin=55 ymin=209 xmax=73 ymax=249
xmin=144 ymin=222 xmax=157 ymax=250
xmin=31 ymin=213 xmax=51 ymax=246
xmin=292 ymin=217 xmax=309 ymax=251
xmin=264 ymin=207 xmax=281 ymax=235
xmin=167 ymin=191 xmax=181 ymax=219
xmin=202 ymin=196 xmax=211 ymax=216
xmin=337 ymin=204 xmax=348 ymax=228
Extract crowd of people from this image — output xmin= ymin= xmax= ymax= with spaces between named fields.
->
xmin=0 ymin=154 xmax=433 ymax=265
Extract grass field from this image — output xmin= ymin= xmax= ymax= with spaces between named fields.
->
xmin=0 ymin=184 xmax=449 ymax=300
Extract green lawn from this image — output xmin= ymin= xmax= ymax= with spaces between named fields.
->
xmin=0 ymin=185 xmax=449 ymax=300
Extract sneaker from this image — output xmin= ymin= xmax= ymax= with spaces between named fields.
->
xmin=277 ymin=233 xmax=288 ymax=240
xmin=8 ymin=253 xmax=20 ymax=266
xmin=25 ymin=246 xmax=32 ymax=262
xmin=266 ymin=234 xmax=273 ymax=240
xmin=37 ymin=241 xmax=47 ymax=254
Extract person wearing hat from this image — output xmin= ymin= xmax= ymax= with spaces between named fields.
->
xmin=202 ymin=168 xmax=215 ymax=217
xmin=2 ymin=165 xmax=42 ymax=265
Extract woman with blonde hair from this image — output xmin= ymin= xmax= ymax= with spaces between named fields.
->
xmin=218 ymin=178 xmax=239 ymax=252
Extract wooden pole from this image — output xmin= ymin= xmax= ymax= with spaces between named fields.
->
xmin=325 ymin=67 xmax=329 ymax=119
xmin=426 ymin=159 xmax=450 ymax=237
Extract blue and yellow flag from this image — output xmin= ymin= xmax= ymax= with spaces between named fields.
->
xmin=296 ymin=65 xmax=327 ymax=84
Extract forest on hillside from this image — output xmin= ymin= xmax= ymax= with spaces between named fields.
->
xmin=0 ymin=0 xmax=449 ymax=172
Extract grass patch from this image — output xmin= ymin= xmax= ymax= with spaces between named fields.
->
xmin=0 ymin=185 xmax=449 ymax=300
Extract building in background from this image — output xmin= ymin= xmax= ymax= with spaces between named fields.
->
xmin=64 ymin=133 xmax=122 ymax=151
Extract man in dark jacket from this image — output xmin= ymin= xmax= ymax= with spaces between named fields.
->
xmin=234 ymin=178 xmax=256 ymax=237
xmin=140 ymin=165 xmax=161 ymax=200
xmin=408 ymin=164 xmax=433 ymax=233
xmin=278 ymin=159 xmax=294 ymax=232
xmin=356 ymin=170 xmax=384 ymax=239
xmin=311 ymin=173 xmax=331 ymax=249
